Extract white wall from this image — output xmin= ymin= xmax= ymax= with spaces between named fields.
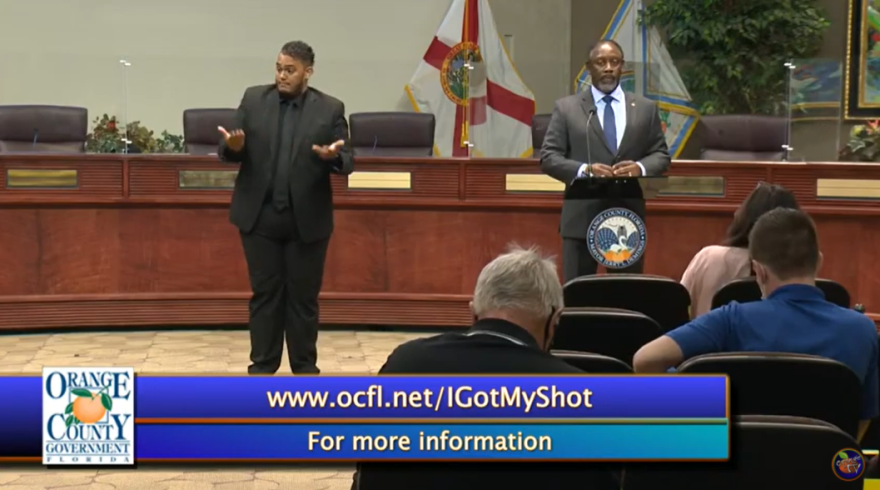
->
xmin=0 ymin=0 xmax=570 ymax=134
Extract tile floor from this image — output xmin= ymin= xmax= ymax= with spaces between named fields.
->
xmin=0 ymin=328 xmax=433 ymax=489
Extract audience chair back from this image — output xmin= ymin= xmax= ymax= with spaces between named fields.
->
xmin=349 ymin=112 xmax=435 ymax=157
xmin=699 ymin=114 xmax=787 ymax=161
xmin=711 ymin=277 xmax=851 ymax=310
xmin=679 ymin=352 xmax=861 ymax=438
xmin=552 ymin=350 xmax=633 ymax=373
xmin=552 ymin=308 xmax=661 ymax=366
xmin=856 ymin=332 xmax=880 ymax=452
xmin=625 ymin=415 xmax=864 ymax=489
xmin=531 ymin=113 xmax=551 ymax=154
xmin=0 ymin=105 xmax=88 ymax=153
xmin=563 ymin=274 xmax=690 ymax=332
xmin=183 ymin=109 xmax=237 ymax=155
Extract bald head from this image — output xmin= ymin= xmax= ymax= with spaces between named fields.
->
xmin=587 ymin=39 xmax=625 ymax=94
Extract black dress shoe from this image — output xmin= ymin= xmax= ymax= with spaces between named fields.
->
xmin=293 ymin=366 xmax=321 ymax=375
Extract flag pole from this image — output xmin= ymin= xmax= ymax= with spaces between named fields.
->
xmin=461 ymin=0 xmax=472 ymax=156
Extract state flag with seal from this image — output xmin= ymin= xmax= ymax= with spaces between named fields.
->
xmin=405 ymin=0 xmax=536 ymax=158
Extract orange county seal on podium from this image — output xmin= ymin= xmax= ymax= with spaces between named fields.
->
xmin=587 ymin=207 xmax=647 ymax=269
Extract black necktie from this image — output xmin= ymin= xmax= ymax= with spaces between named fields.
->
xmin=272 ymin=100 xmax=294 ymax=211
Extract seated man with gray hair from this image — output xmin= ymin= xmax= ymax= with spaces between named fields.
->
xmin=378 ymin=244 xmax=576 ymax=374
xmin=353 ymin=245 xmax=620 ymax=490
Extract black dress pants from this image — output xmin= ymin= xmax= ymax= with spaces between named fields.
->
xmin=240 ymin=202 xmax=330 ymax=375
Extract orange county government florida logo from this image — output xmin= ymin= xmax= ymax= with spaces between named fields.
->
xmin=42 ymin=367 xmax=135 ymax=465
xmin=832 ymin=448 xmax=865 ymax=481
xmin=587 ymin=207 xmax=647 ymax=269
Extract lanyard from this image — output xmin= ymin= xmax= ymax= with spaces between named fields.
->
xmin=462 ymin=330 xmax=528 ymax=347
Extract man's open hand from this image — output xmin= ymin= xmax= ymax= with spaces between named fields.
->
xmin=218 ymin=126 xmax=245 ymax=152
xmin=312 ymin=139 xmax=345 ymax=160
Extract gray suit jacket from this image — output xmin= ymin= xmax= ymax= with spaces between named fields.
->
xmin=540 ymin=90 xmax=670 ymax=239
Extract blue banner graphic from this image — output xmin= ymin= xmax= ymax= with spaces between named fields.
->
xmin=133 ymin=423 xmax=728 ymax=461
xmin=138 ymin=375 xmax=725 ymax=419
xmin=0 ymin=375 xmax=728 ymax=461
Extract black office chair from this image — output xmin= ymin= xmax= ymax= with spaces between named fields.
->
xmin=711 ymin=277 xmax=851 ymax=310
xmin=563 ymin=275 xmax=691 ymax=332
xmin=625 ymin=415 xmax=864 ymax=489
xmin=679 ymin=352 xmax=862 ymax=439
xmin=857 ymin=332 xmax=880 ymax=452
xmin=552 ymin=350 xmax=633 ymax=373
xmin=531 ymin=114 xmax=551 ymax=154
xmin=551 ymin=308 xmax=661 ymax=366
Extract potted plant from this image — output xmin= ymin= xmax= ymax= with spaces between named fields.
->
xmin=85 ymin=114 xmax=184 ymax=153
xmin=839 ymin=120 xmax=880 ymax=162
xmin=641 ymin=0 xmax=829 ymax=115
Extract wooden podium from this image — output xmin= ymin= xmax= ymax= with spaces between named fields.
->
xmin=0 ymin=154 xmax=877 ymax=331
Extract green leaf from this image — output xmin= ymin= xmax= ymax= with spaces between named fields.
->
xmin=838 ymin=451 xmax=850 ymax=460
xmin=101 ymin=393 xmax=113 ymax=411
xmin=64 ymin=402 xmax=73 ymax=414
xmin=71 ymin=388 xmax=93 ymax=398
xmin=64 ymin=415 xmax=74 ymax=428
xmin=73 ymin=417 xmax=80 ymax=425
xmin=641 ymin=0 xmax=828 ymax=115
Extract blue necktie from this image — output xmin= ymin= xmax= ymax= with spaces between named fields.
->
xmin=602 ymin=95 xmax=617 ymax=154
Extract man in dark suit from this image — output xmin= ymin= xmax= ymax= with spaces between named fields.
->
xmin=218 ymin=40 xmax=354 ymax=375
xmin=540 ymin=39 xmax=671 ymax=282
xmin=353 ymin=246 xmax=619 ymax=490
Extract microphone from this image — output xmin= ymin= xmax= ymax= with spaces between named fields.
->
xmin=585 ymin=109 xmax=595 ymax=179
xmin=570 ymin=109 xmax=596 ymax=187
xmin=32 ymin=128 xmax=39 ymax=148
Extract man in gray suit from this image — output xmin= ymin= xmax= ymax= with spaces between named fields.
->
xmin=540 ymin=39 xmax=670 ymax=282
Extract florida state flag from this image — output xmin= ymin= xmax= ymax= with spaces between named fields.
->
xmin=405 ymin=0 xmax=536 ymax=157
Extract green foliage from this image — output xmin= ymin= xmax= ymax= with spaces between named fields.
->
xmin=839 ymin=121 xmax=880 ymax=162
xmin=155 ymin=130 xmax=185 ymax=153
xmin=641 ymin=0 xmax=829 ymax=115
xmin=85 ymin=114 xmax=184 ymax=154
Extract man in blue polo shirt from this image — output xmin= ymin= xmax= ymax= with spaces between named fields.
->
xmin=633 ymin=208 xmax=879 ymax=440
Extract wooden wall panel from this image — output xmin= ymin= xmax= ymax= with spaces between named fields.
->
xmin=0 ymin=155 xmax=123 ymax=202
xmin=0 ymin=155 xmax=877 ymax=331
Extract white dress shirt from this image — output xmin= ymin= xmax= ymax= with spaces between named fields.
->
xmin=576 ymin=84 xmax=647 ymax=178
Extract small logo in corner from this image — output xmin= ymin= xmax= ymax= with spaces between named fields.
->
xmin=832 ymin=448 xmax=865 ymax=481
xmin=42 ymin=367 xmax=135 ymax=465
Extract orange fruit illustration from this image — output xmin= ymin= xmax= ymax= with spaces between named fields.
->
xmin=839 ymin=459 xmax=859 ymax=474
xmin=72 ymin=393 xmax=107 ymax=424
xmin=603 ymin=250 xmax=632 ymax=263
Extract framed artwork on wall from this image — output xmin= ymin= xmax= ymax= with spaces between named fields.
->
xmin=846 ymin=0 xmax=880 ymax=119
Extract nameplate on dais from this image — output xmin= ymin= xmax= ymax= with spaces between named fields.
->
xmin=817 ymin=179 xmax=880 ymax=199
xmin=505 ymin=174 xmax=564 ymax=192
xmin=657 ymin=176 xmax=724 ymax=197
xmin=7 ymin=169 xmax=78 ymax=189
xmin=178 ymin=170 xmax=238 ymax=190
xmin=347 ymin=172 xmax=411 ymax=190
